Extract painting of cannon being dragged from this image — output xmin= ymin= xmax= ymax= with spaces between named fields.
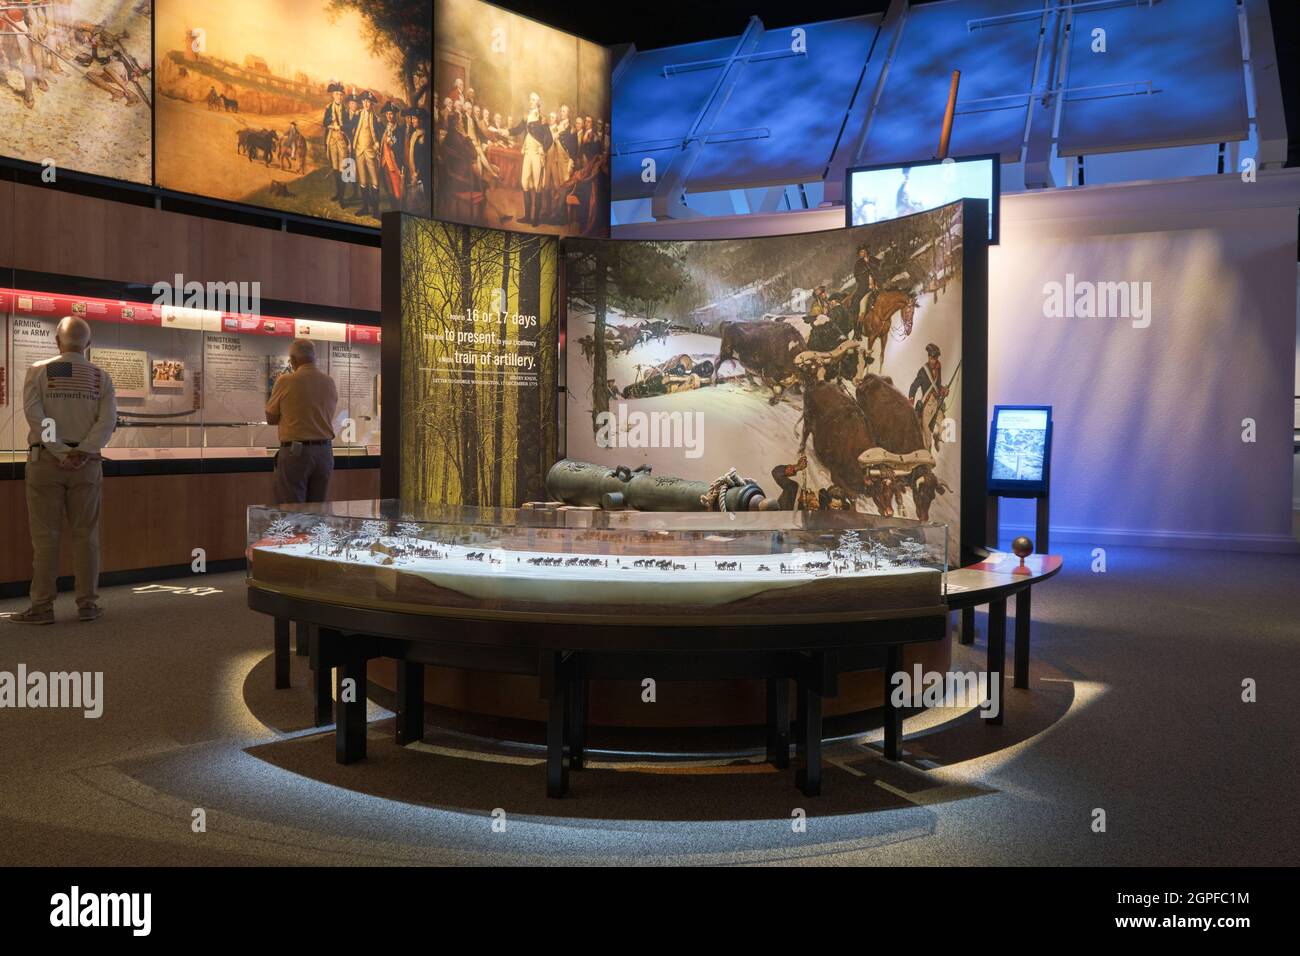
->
xmin=564 ymin=202 xmax=966 ymax=563
xmin=155 ymin=0 xmax=432 ymax=225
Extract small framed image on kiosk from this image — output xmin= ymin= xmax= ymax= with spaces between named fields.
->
xmin=987 ymin=405 xmax=1053 ymax=497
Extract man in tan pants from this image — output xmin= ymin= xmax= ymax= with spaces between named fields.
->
xmin=11 ymin=317 xmax=117 ymax=625
xmin=266 ymin=339 xmax=338 ymax=503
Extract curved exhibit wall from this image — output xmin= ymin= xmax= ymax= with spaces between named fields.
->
xmin=564 ymin=201 xmax=985 ymax=566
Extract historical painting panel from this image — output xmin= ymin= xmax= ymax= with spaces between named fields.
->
xmin=398 ymin=216 xmax=559 ymax=507
xmin=155 ymin=0 xmax=432 ymax=225
xmin=433 ymin=0 xmax=610 ymax=238
xmin=564 ymin=202 xmax=965 ymax=563
xmin=0 ymin=0 xmax=152 ymax=184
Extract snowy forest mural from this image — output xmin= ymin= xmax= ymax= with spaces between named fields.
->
xmin=565 ymin=202 xmax=965 ymax=563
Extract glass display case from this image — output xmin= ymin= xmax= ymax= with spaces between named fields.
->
xmin=247 ymin=500 xmax=948 ymax=623
xmin=0 ymin=286 xmax=381 ymax=464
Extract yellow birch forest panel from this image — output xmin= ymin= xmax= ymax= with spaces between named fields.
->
xmin=399 ymin=217 xmax=558 ymax=507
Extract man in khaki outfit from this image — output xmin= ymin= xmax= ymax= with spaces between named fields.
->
xmin=11 ymin=317 xmax=117 ymax=625
xmin=351 ymin=91 xmax=383 ymax=217
xmin=266 ymin=339 xmax=338 ymax=504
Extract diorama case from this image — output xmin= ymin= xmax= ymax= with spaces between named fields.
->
xmin=247 ymin=500 xmax=948 ymax=624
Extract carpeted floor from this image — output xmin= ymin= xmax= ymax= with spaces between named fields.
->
xmin=1 ymin=542 xmax=1297 ymax=866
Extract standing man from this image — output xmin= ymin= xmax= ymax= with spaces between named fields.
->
xmin=351 ymin=91 xmax=383 ymax=218
xmin=404 ymin=107 xmax=429 ymax=212
xmin=12 ymin=317 xmax=116 ymax=625
xmin=510 ymin=92 xmax=552 ymax=227
xmin=1 ymin=3 xmax=46 ymax=110
xmin=908 ymin=343 xmax=950 ymax=450
xmin=323 ymin=82 xmax=352 ymax=207
xmin=266 ymin=339 xmax=338 ymax=504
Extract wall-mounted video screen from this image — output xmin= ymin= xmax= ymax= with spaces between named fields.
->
xmin=0 ymin=0 xmax=153 ymax=184
xmin=0 ymin=287 xmax=381 ymax=463
xmin=154 ymin=0 xmax=432 ymax=226
xmin=847 ymin=154 xmax=999 ymax=244
xmin=987 ymin=405 xmax=1052 ymax=496
xmin=433 ymin=0 xmax=611 ymax=238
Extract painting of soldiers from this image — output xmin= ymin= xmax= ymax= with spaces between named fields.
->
xmin=0 ymin=1 xmax=152 ymax=184
xmin=564 ymin=203 xmax=967 ymax=563
xmin=154 ymin=0 xmax=431 ymax=225
xmin=433 ymin=0 xmax=610 ymax=237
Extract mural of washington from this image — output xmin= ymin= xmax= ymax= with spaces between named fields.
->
xmin=565 ymin=202 xmax=965 ymax=562
xmin=433 ymin=0 xmax=610 ymax=237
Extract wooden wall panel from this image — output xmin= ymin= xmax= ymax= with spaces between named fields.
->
xmin=6 ymin=183 xmax=380 ymax=312
xmin=3 ymin=467 xmax=380 ymax=587
xmin=0 ymin=179 xmax=14 ymax=271
xmin=348 ymin=243 xmax=382 ymax=312
xmin=0 ymin=479 xmax=22 ymax=584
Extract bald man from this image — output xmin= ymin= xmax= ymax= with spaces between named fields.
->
xmin=11 ymin=317 xmax=117 ymax=625
xmin=266 ymin=338 xmax=339 ymax=504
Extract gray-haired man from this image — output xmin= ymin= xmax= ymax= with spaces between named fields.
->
xmin=266 ymin=339 xmax=338 ymax=504
xmin=11 ymin=317 xmax=117 ymax=625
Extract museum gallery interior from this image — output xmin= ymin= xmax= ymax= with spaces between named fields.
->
xmin=1 ymin=0 xmax=1299 ymax=883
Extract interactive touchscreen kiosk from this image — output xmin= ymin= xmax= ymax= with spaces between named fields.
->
xmin=988 ymin=405 xmax=1053 ymax=495
xmin=985 ymin=405 xmax=1053 ymax=554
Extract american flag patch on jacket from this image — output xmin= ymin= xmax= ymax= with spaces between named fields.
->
xmin=46 ymin=361 xmax=102 ymax=397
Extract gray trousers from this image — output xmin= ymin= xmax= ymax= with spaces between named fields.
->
xmin=274 ymin=444 xmax=334 ymax=504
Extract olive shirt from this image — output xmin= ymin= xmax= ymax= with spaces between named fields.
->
xmin=265 ymin=362 xmax=338 ymax=442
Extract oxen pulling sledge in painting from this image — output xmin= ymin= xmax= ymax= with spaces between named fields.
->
xmin=798 ymin=379 xmax=948 ymax=521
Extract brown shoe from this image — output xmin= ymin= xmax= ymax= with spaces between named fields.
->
xmin=77 ymin=605 xmax=103 ymax=623
xmin=8 ymin=607 xmax=54 ymax=625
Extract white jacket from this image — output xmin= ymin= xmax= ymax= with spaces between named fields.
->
xmin=23 ymin=351 xmax=117 ymax=459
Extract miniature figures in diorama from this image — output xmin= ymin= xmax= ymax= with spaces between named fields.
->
xmin=259 ymin=510 xmax=941 ymax=584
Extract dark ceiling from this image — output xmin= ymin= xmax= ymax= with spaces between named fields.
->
xmin=487 ymin=0 xmax=895 ymax=50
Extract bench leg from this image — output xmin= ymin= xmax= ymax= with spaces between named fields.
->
xmin=883 ymin=644 xmax=903 ymax=760
xmin=959 ymin=606 xmax=976 ymax=645
xmin=273 ymin=617 xmax=290 ymax=689
xmin=295 ymin=620 xmax=309 ymax=656
xmin=395 ymin=661 xmax=425 ymax=745
xmin=795 ymin=677 xmax=822 ymax=797
xmin=544 ymin=652 xmax=570 ymax=798
xmin=569 ymin=672 xmax=587 ymax=771
xmin=309 ymin=627 xmax=333 ymax=727
xmin=1014 ymin=588 xmax=1031 ymax=689
xmin=335 ymin=646 xmax=368 ymax=764
xmin=987 ymin=598 xmax=1007 ymax=726
xmin=766 ymin=678 xmax=790 ymax=768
